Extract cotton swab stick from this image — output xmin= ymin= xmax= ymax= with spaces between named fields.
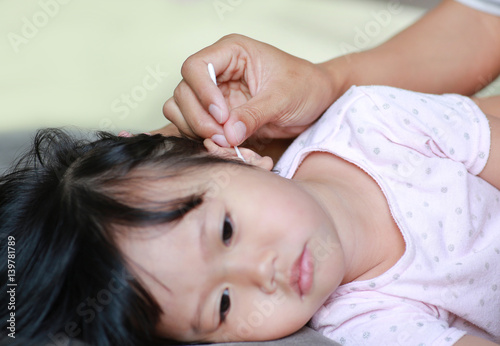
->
xmin=207 ymin=63 xmax=246 ymax=163
xmin=207 ymin=62 xmax=218 ymax=85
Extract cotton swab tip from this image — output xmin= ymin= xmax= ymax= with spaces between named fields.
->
xmin=234 ymin=146 xmax=246 ymax=162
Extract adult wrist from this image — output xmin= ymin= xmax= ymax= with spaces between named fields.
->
xmin=316 ymin=57 xmax=354 ymax=104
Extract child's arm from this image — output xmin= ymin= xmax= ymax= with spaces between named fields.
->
xmin=474 ymin=95 xmax=500 ymax=190
xmin=454 ymin=334 xmax=499 ymax=345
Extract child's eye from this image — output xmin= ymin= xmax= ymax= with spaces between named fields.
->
xmin=220 ymin=288 xmax=231 ymax=323
xmin=222 ymin=215 xmax=233 ymax=246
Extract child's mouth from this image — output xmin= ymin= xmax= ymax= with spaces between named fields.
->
xmin=290 ymin=245 xmax=314 ymax=298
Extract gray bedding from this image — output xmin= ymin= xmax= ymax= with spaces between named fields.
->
xmin=0 ymin=131 xmax=33 ymax=174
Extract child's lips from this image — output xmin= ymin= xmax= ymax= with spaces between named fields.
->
xmin=289 ymin=245 xmax=314 ymax=298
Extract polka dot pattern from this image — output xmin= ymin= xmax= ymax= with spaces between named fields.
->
xmin=277 ymin=86 xmax=500 ymax=345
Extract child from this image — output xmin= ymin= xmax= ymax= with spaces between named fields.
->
xmin=1 ymin=85 xmax=499 ymax=345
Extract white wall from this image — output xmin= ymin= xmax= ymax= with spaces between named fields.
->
xmin=0 ymin=0 xmax=428 ymax=134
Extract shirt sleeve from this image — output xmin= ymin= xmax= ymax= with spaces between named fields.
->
xmin=311 ymin=294 xmax=468 ymax=346
xmin=350 ymin=85 xmax=491 ymax=176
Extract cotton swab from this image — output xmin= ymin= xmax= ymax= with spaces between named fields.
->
xmin=207 ymin=63 xmax=246 ymax=163
xmin=233 ymin=143 xmax=246 ymax=162
xmin=207 ymin=62 xmax=218 ymax=86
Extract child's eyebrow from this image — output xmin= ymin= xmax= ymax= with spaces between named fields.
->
xmin=198 ymin=214 xmax=209 ymax=260
xmin=191 ymin=298 xmax=204 ymax=334
xmin=166 ymin=194 xmax=204 ymax=224
xmin=191 ymin=219 xmax=213 ymax=335
xmin=191 ymin=285 xmax=217 ymax=337
xmin=124 ymin=254 xmax=172 ymax=295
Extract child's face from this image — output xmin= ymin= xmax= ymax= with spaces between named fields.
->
xmin=118 ymin=160 xmax=345 ymax=343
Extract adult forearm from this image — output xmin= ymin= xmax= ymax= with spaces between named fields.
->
xmin=321 ymin=0 xmax=500 ymax=100
xmin=474 ymin=95 xmax=500 ymax=118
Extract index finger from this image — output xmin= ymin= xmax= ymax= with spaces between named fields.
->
xmin=180 ymin=41 xmax=242 ymax=124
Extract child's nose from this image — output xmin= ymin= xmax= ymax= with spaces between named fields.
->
xmin=227 ymin=249 xmax=277 ymax=293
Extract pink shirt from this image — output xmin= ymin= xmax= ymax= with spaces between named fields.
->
xmin=275 ymin=86 xmax=500 ymax=345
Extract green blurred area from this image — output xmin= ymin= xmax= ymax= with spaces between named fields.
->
xmin=0 ymin=0 xmax=429 ymax=133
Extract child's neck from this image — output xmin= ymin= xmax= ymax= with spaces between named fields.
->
xmin=292 ymin=151 xmax=405 ymax=284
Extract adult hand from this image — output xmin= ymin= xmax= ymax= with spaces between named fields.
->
xmin=162 ymin=34 xmax=337 ymax=147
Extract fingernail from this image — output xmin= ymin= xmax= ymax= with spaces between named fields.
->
xmin=209 ymin=104 xmax=223 ymax=124
xmin=231 ymin=121 xmax=246 ymax=144
xmin=211 ymin=134 xmax=230 ymax=147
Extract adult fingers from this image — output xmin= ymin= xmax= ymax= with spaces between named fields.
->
xmin=180 ymin=53 xmax=230 ymax=125
xmin=180 ymin=35 xmax=253 ymax=125
xmin=163 ymin=81 xmax=224 ymax=141
xmin=222 ymin=89 xmax=289 ymax=146
xmin=162 ymin=97 xmax=196 ymax=139
xmin=150 ymin=123 xmax=182 ymax=137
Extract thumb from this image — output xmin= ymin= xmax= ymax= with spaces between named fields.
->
xmin=223 ymin=93 xmax=278 ymax=146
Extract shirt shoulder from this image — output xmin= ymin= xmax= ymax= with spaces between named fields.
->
xmin=276 ymin=85 xmax=490 ymax=178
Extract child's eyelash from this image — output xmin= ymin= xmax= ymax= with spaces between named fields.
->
xmin=222 ymin=215 xmax=233 ymax=246
xmin=219 ymin=216 xmax=233 ymax=324
xmin=220 ymin=288 xmax=231 ymax=323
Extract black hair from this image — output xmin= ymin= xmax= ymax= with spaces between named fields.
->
xmin=0 ymin=129 xmax=244 ymax=346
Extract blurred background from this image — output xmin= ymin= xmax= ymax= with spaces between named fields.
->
xmin=2 ymin=0 xmax=496 ymax=172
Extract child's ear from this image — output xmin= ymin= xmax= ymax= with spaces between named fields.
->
xmin=203 ymin=139 xmax=274 ymax=171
